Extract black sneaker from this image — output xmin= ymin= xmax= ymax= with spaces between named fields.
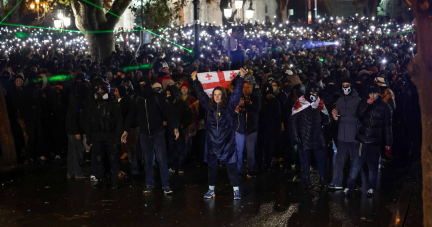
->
xmin=343 ymin=188 xmax=353 ymax=196
xmin=367 ymin=189 xmax=376 ymax=198
xmin=92 ymin=179 xmax=106 ymax=190
xmin=328 ymin=184 xmax=343 ymax=190
xmin=143 ymin=185 xmax=154 ymax=194
xmin=304 ymin=178 xmax=313 ymax=189
xmin=163 ymin=187 xmax=173 ymax=194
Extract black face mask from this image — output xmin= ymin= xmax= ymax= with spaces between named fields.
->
xmin=167 ymin=96 xmax=176 ymax=103
xmin=139 ymin=82 xmax=151 ymax=97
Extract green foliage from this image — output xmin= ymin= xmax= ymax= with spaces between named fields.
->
xmin=377 ymin=0 xmax=392 ymax=16
xmin=57 ymin=0 xmax=71 ymax=6
xmin=129 ymin=0 xmax=187 ymax=29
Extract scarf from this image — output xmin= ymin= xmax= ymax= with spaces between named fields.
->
xmin=292 ymin=96 xmax=329 ymax=116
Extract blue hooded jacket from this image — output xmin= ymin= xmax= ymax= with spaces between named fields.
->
xmin=193 ymin=77 xmax=244 ymax=164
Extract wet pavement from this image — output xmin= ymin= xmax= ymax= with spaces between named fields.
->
xmin=0 ymin=157 xmax=422 ymax=227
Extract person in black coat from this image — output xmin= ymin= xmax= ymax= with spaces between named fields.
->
xmin=122 ymin=75 xmax=179 ymax=194
xmin=234 ymin=81 xmax=261 ymax=177
xmin=165 ymin=85 xmax=194 ymax=173
xmin=23 ymin=76 xmax=44 ymax=163
xmin=6 ymin=75 xmax=26 ymax=161
xmin=65 ymin=83 xmax=88 ymax=178
xmin=86 ymin=81 xmax=123 ymax=190
xmin=289 ymin=84 xmax=329 ymax=189
xmin=345 ymin=84 xmax=392 ymax=197
xmin=115 ymin=85 xmax=140 ymax=178
xmin=328 ymin=78 xmax=361 ymax=190
xmin=258 ymin=83 xmax=281 ymax=172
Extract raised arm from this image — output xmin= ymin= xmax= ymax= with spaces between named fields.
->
xmin=229 ymin=77 xmax=245 ymax=112
xmin=192 ymin=71 xmax=210 ymax=111
xmin=228 ymin=68 xmax=247 ymax=112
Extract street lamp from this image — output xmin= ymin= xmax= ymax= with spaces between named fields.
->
xmin=245 ymin=1 xmax=255 ymax=21
xmin=235 ymin=0 xmax=243 ymax=9
xmin=224 ymin=3 xmax=233 ymax=19
xmin=29 ymin=0 xmax=48 ymax=23
xmin=53 ymin=10 xmax=71 ymax=30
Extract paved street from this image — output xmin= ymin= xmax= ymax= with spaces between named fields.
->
xmin=0 ymin=158 xmax=421 ymax=227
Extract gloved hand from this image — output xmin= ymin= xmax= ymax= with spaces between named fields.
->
xmin=294 ymin=137 xmax=302 ymax=145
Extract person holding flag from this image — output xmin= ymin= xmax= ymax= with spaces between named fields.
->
xmin=192 ymin=68 xmax=247 ymax=200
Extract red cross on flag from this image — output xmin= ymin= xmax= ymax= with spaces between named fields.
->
xmin=197 ymin=70 xmax=239 ymax=97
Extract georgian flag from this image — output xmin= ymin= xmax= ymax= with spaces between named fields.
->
xmin=197 ymin=70 xmax=239 ymax=97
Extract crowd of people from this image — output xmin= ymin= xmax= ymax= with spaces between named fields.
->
xmin=0 ymin=14 xmax=422 ymax=199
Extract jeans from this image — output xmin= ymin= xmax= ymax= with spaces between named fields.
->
xmin=91 ymin=133 xmax=120 ymax=183
xmin=235 ymin=131 xmax=257 ymax=173
xmin=140 ymin=131 xmax=170 ymax=188
xmin=67 ymin=134 xmax=84 ymax=177
xmin=331 ymin=140 xmax=360 ymax=187
xmin=347 ymin=143 xmax=380 ymax=190
xmin=299 ymin=148 xmax=326 ymax=178
xmin=208 ymin=163 xmax=240 ymax=187
xmin=167 ymin=133 xmax=186 ymax=170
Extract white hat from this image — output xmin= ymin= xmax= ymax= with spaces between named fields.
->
xmin=375 ymin=77 xmax=387 ymax=87
xmin=285 ymin=70 xmax=293 ymax=76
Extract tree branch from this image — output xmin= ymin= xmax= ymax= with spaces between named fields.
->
xmin=95 ymin=0 xmax=107 ymax=25
xmin=105 ymin=0 xmax=132 ymax=30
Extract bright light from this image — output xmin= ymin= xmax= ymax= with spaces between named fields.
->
xmin=235 ymin=0 xmax=243 ymax=9
xmin=58 ymin=11 xmax=64 ymax=19
xmin=30 ymin=3 xmax=35 ymax=9
xmin=53 ymin=20 xmax=62 ymax=29
xmin=382 ymin=59 xmax=387 ymax=64
xmin=63 ymin=17 xmax=71 ymax=27
xmin=245 ymin=7 xmax=254 ymax=19
xmin=224 ymin=8 xmax=232 ymax=18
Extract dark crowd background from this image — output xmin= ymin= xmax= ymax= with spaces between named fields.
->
xmin=0 ymin=15 xmax=421 ymax=180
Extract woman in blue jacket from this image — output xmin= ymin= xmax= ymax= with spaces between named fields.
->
xmin=192 ymin=68 xmax=246 ymax=200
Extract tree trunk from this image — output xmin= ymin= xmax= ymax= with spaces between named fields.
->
xmin=276 ymin=0 xmax=290 ymax=24
xmin=71 ymin=0 xmax=131 ymax=60
xmin=97 ymin=32 xmax=115 ymax=60
xmin=85 ymin=33 xmax=99 ymax=57
xmin=179 ymin=5 xmax=185 ymax=26
xmin=0 ymin=86 xmax=17 ymax=168
xmin=84 ymin=33 xmax=115 ymax=59
xmin=371 ymin=0 xmax=379 ymax=17
xmin=405 ymin=0 xmax=432 ymax=226
xmin=10 ymin=0 xmax=21 ymax=23
xmin=0 ymin=0 xmax=4 ymax=19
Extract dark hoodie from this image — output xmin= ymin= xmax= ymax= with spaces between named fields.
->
xmin=259 ymin=83 xmax=281 ymax=138
xmin=6 ymin=76 xmax=26 ymax=119
xmin=65 ymin=83 xmax=88 ymax=135
xmin=125 ymin=76 xmax=178 ymax=135
xmin=165 ymin=85 xmax=194 ymax=135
